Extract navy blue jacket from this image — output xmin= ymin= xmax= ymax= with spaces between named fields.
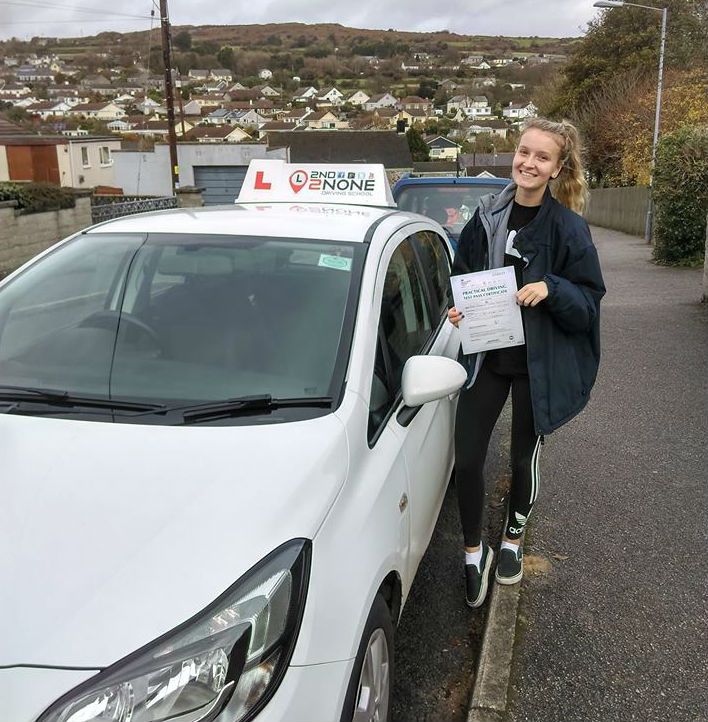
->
xmin=452 ymin=184 xmax=606 ymax=434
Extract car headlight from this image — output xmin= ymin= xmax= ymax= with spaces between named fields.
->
xmin=38 ymin=539 xmax=311 ymax=722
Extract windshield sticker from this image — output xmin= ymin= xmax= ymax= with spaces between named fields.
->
xmin=289 ymin=249 xmax=322 ymax=266
xmin=318 ymin=254 xmax=352 ymax=272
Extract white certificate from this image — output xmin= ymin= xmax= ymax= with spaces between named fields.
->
xmin=450 ymin=266 xmax=525 ymax=355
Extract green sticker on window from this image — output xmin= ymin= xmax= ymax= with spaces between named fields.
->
xmin=318 ymin=254 xmax=352 ymax=272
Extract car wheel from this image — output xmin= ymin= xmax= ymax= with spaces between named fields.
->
xmin=340 ymin=592 xmax=394 ymax=722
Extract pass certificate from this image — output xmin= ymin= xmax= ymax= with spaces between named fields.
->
xmin=450 ymin=266 xmax=525 ymax=355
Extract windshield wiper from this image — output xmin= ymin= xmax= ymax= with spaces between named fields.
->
xmin=0 ymin=385 xmax=165 ymax=413
xmin=135 ymin=394 xmax=333 ymax=424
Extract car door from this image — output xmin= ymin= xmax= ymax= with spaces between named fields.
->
xmin=367 ymin=229 xmax=458 ymax=580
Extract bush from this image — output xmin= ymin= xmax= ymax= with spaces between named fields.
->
xmin=0 ymin=182 xmax=76 ymax=213
xmin=652 ymin=125 xmax=708 ymax=266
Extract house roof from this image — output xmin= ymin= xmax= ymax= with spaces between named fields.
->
xmin=265 ymin=130 xmax=412 ymax=168
xmin=185 ymin=125 xmax=246 ymax=139
xmin=401 ymin=95 xmax=431 ymax=104
xmin=0 ymin=116 xmax=34 ymax=136
xmin=425 ymin=135 xmax=460 ymax=148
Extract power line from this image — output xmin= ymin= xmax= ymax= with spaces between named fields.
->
xmin=0 ymin=0 xmax=152 ymax=19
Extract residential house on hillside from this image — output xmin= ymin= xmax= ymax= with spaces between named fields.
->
xmin=47 ymin=88 xmax=89 ymax=105
xmin=461 ymin=55 xmax=485 ymax=66
xmin=400 ymin=96 xmax=433 ymax=112
xmin=317 ymin=87 xmax=344 ymax=106
xmin=304 ymin=110 xmax=349 ymax=130
xmin=229 ymin=109 xmax=266 ymax=128
xmin=0 ymin=84 xmax=31 ymax=98
xmin=503 ymin=101 xmax=537 ymax=120
xmin=396 ymin=108 xmax=434 ymax=128
xmin=188 ymin=69 xmax=209 ymax=81
xmin=292 ymin=86 xmax=318 ymax=103
xmin=363 ymin=93 xmax=398 ymax=111
xmin=227 ymin=88 xmax=261 ymax=102
xmin=425 ymin=135 xmax=461 ymax=161
xmin=491 ymin=58 xmax=514 ymax=67
xmin=228 ymin=82 xmax=247 ymax=92
xmin=185 ymin=125 xmax=250 ymax=143
xmin=182 ymin=99 xmax=204 ymax=116
xmin=25 ymin=100 xmax=72 ymax=119
xmin=69 ymin=102 xmax=126 ymax=121
xmin=189 ymin=94 xmax=227 ymax=108
xmin=130 ymin=119 xmax=194 ymax=138
xmin=282 ymin=108 xmax=312 ymax=125
xmin=15 ymin=65 xmax=55 ymax=83
xmin=446 ymin=94 xmax=470 ymax=114
xmin=345 ymin=90 xmax=370 ymax=107
xmin=210 ymin=69 xmax=233 ymax=82
xmin=254 ymin=85 xmax=281 ymax=97
xmin=80 ymin=74 xmax=111 ymax=88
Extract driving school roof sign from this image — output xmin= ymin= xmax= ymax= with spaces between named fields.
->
xmin=237 ymin=159 xmax=396 ymax=207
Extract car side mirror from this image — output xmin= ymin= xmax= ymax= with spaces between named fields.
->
xmin=401 ymin=355 xmax=467 ymax=408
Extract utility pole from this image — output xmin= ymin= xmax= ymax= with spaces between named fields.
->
xmin=159 ymin=0 xmax=179 ymax=192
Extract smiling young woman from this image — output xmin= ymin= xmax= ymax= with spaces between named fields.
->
xmin=447 ymin=118 xmax=606 ymax=607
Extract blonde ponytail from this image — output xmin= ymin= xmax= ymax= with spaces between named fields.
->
xmin=521 ymin=118 xmax=589 ymax=215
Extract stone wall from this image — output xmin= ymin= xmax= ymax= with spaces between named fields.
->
xmin=585 ymin=186 xmax=651 ymax=238
xmin=0 ymin=195 xmax=92 ymax=277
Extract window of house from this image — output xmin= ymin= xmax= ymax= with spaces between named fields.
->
xmin=80 ymin=146 xmax=90 ymax=167
xmin=99 ymin=146 xmax=112 ymax=166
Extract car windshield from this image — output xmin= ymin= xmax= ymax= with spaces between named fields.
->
xmin=396 ymin=184 xmax=503 ymax=238
xmin=0 ymin=232 xmax=364 ymax=416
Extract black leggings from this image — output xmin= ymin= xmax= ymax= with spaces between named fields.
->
xmin=455 ymin=359 xmax=542 ymax=547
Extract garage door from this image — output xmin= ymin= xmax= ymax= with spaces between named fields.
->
xmin=193 ymin=166 xmax=248 ymax=205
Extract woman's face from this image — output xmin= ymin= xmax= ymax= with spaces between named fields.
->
xmin=512 ymin=128 xmax=564 ymax=196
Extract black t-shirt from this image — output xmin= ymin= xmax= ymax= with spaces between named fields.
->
xmin=485 ymin=201 xmax=541 ymax=377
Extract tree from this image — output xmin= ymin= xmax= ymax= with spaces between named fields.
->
xmin=174 ymin=30 xmax=192 ymax=52
xmin=217 ymin=46 xmax=235 ymax=71
xmin=406 ymin=126 xmax=430 ymax=161
xmin=551 ymin=0 xmax=707 ymax=117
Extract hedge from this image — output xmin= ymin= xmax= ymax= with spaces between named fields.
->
xmin=652 ymin=126 xmax=708 ymax=266
xmin=0 ymin=182 xmax=76 ymax=213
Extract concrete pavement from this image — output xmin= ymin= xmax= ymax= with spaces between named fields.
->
xmin=501 ymin=227 xmax=708 ymax=722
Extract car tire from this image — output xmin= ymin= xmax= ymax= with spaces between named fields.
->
xmin=340 ymin=592 xmax=394 ymax=722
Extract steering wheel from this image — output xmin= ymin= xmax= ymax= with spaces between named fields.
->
xmin=79 ymin=310 xmax=161 ymax=347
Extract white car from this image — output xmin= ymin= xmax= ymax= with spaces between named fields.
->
xmin=0 ymin=162 xmax=466 ymax=722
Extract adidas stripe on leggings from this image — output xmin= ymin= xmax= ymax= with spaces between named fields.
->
xmin=454 ymin=358 xmax=542 ymax=547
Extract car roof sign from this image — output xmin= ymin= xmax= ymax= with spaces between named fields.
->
xmin=237 ymin=159 xmax=396 ymax=207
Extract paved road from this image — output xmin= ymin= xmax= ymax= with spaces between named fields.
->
xmin=504 ymin=228 xmax=708 ymax=722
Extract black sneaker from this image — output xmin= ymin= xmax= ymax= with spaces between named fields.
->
xmin=465 ymin=542 xmax=494 ymax=608
xmin=495 ymin=544 xmax=523 ymax=585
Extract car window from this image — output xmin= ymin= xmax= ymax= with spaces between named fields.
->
xmin=368 ymin=237 xmax=432 ymax=440
xmin=0 ymin=233 xmax=364 ymax=415
xmin=415 ymin=231 xmax=451 ymax=319
xmin=396 ymin=184 xmax=499 ymax=237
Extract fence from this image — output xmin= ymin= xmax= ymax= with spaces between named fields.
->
xmin=586 ymin=186 xmax=650 ymax=237
xmin=90 ymin=196 xmax=178 ymax=224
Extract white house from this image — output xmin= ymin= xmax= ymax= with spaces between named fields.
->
xmin=363 ymin=93 xmax=398 ymax=111
xmin=186 ymin=125 xmax=250 ymax=143
xmin=317 ymin=87 xmax=345 ymax=106
xmin=304 ymin=110 xmax=349 ymax=130
xmin=258 ymin=69 xmax=273 ymax=80
xmin=345 ymin=91 xmax=370 ymax=107
xmin=292 ymin=86 xmax=318 ymax=103
xmin=503 ymin=101 xmax=538 ymax=120
xmin=25 ymin=100 xmax=72 ymax=119
xmin=69 ymin=102 xmax=127 ymax=121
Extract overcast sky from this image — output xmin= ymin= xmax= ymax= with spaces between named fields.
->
xmin=1 ymin=0 xmax=601 ymax=41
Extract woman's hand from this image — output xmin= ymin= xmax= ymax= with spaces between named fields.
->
xmin=516 ymin=281 xmax=549 ymax=307
xmin=448 ymin=306 xmax=464 ymax=327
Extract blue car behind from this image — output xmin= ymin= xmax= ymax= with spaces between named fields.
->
xmin=393 ymin=175 xmax=509 ymax=251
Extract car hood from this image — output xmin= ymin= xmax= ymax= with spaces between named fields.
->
xmin=0 ymin=412 xmax=348 ymax=667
